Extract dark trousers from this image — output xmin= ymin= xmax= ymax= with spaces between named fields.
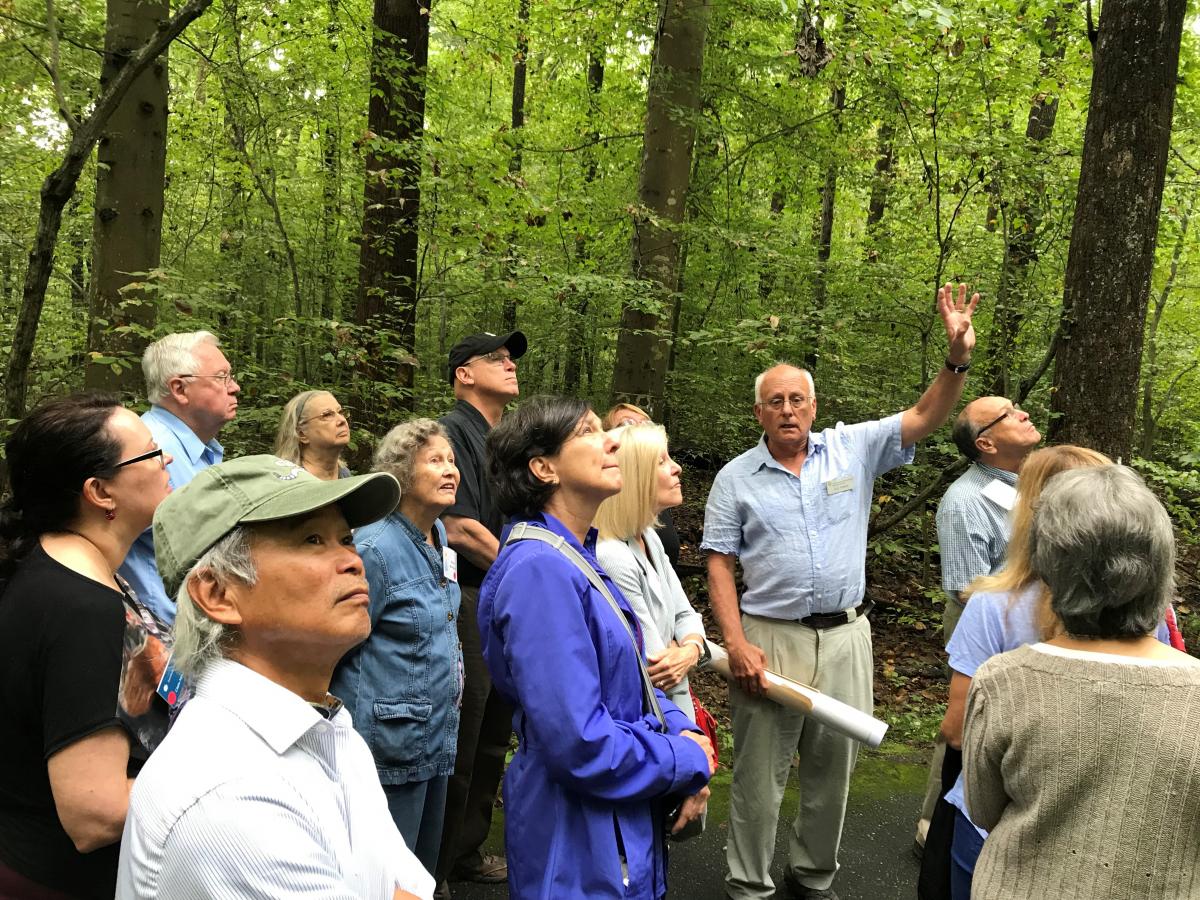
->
xmin=436 ymin=583 xmax=512 ymax=880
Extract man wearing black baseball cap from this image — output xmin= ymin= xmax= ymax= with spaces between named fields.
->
xmin=436 ymin=331 xmax=525 ymax=895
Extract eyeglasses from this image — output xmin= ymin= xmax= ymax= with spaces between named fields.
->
xmin=976 ymin=404 xmax=1022 ymax=438
xmin=468 ymin=350 xmax=515 ymax=366
xmin=761 ymin=394 xmax=811 ymax=411
xmin=179 ymin=372 xmax=239 ymax=387
xmin=112 ymin=448 xmax=165 ymax=470
xmin=301 ymin=408 xmax=350 ymax=426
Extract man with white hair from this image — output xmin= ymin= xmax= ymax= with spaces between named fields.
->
xmin=703 ymin=284 xmax=979 ymax=900
xmin=118 ymin=330 xmax=240 ymax=623
xmin=116 ymin=455 xmax=434 ymax=899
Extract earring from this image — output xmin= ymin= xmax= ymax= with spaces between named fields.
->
xmin=105 ymin=508 xmax=116 ymax=521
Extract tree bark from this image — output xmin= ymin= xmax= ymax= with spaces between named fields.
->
xmin=355 ymin=0 xmax=430 ymax=417
xmin=611 ymin=0 xmax=711 ymax=416
xmin=4 ymin=0 xmax=215 ymax=422
xmin=864 ymin=120 xmax=894 ymax=238
xmin=757 ymin=185 xmax=785 ymax=301
xmin=85 ymin=0 xmax=170 ymax=396
xmin=501 ymin=0 xmax=530 ymax=333
xmin=1048 ymin=0 xmax=1187 ymax=461
xmin=806 ymin=85 xmax=844 ymax=372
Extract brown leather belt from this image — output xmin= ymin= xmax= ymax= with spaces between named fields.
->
xmin=800 ymin=598 xmax=875 ymax=630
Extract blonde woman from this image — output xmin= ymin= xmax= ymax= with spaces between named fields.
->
xmin=595 ymin=424 xmax=707 ymax=722
xmin=937 ymin=445 xmax=1175 ymax=899
xmin=274 ymin=390 xmax=351 ymax=480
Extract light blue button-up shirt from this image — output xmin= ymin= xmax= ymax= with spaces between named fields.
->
xmin=701 ymin=412 xmax=914 ymax=620
xmin=118 ymin=405 xmax=223 ymax=625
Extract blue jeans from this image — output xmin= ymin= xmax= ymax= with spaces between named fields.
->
xmin=950 ymin=808 xmax=985 ymax=900
xmin=385 ymin=775 xmax=450 ymax=875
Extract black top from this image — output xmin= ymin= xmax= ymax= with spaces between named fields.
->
xmin=655 ymin=507 xmax=681 ymax=571
xmin=0 ymin=545 xmax=131 ymax=898
xmin=440 ymin=399 xmax=504 ymax=587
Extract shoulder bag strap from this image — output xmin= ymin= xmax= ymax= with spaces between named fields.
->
xmin=505 ymin=522 xmax=666 ymax=728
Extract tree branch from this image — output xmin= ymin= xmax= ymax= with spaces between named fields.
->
xmin=43 ymin=0 xmax=79 ymax=130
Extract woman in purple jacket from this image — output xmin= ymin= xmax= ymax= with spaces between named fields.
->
xmin=479 ymin=396 xmax=714 ymax=899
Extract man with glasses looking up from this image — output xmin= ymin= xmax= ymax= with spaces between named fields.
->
xmin=435 ymin=331 xmax=526 ymax=897
xmin=702 ymin=284 xmax=978 ymax=900
xmin=913 ymin=394 xmax=1041 ymax=853
xmin=118 ymin=330 xmax=241 ymax=625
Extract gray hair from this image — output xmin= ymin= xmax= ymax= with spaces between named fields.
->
xmin=143 ymin=331 xmax=221 ymax=404
xmin=1032 ymin=465 xmax=1176 ymax=639
xmin=373 ymin=418 xmax=449 ymax=492
xmin=274 ymin=390 xmax=332 ymax=465
xmin=754 ymin=364 xmax=815 ymax=404
xmin=171 ymin=526 xmax=257 ymax=680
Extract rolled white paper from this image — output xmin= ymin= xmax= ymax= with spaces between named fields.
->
xmin=703 ymin=643 xmax=889 ymax=749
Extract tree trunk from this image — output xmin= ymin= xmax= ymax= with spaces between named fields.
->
xmin=1048 ymin=0 xmax=1186 ymax=461
xmin=757 ymin=185 xmax=785 ymax=300
xmin=3 ymin=0 xmax=214 ymax=422
xmin=84 ymin=0 xmax=170 ymax=396
xmin=806 ymin=85 xmax=844 ymax=372
xmin=611 ymin=0 xmax=711 ymax=416
xmin=562 ymin=43 xmax=604 ymax=395
xmin=984 ymin=7 xmax=1068 ymax=396
xmin=355 ymin=0 xmax=430 ymax=418
xmin=864 ymin=120 xmax=895 ymax=238
xmin=501 ymin=0 xmax=530 ymax=333
xmin=1140 ymin=199 xmax=1192 ymax=457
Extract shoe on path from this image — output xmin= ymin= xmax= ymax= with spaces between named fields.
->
xmin=450 ymin=854 xmax=508 ymax=884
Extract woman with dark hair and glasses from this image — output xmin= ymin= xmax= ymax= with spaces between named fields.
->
xmin=479 ymin=396 xmax=714 ymax=900
xmin=0 ymin=393 xmax=175 ymax=899
xmin=274 ymin=390 xmax=352 ymax=480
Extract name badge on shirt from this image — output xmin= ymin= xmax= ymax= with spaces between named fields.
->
xmin=824 ymin=475 xmax=854 ymax=495
xmin=981 ymin=478 xmax=1017 ymax=511
xmin=156 ymin=654 xmax=186 ymax=706
xmin=443 ymin=546 xmax=459 ymax=583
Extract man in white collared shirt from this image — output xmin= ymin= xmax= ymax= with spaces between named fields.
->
xmin=116 ymin=455 xmax=434 ymax=900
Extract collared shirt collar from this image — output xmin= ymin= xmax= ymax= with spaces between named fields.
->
xmin=974 ymin=460 xmax=1018 ymax=486
xmin=145 ymin=404 xmax=224 ymax=466
xmin=193 ymin=658 xmax=336 ymax=756
xmin=752 ymin=431 xmax=825 ymax=474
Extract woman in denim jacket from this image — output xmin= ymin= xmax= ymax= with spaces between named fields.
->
xmin=332 ymin=419 xmax=463 ymax=873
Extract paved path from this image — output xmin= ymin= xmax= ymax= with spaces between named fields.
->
xmin=449 ymin=749 xmax=926 ymax=900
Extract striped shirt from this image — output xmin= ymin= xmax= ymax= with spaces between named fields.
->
xmin=935 ymin=461 xmax=1018 ymax=596
xmin=116 ymin=659 xmax=434 ymax=900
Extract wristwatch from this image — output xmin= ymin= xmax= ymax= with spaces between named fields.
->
xmin=682 ymin=638 xmax=711 ymax=665
xmin=944 ymin=358 xmax=971 ymax=374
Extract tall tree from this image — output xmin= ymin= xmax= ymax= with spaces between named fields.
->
xmin=501 ymin=0 xmax=530 ymax=333
xmin=610 ymin=0 xmax=711 ymax=416
xmin=355 ymin=0 xmax=430 ymax=416
xmin=1048 ymin=0 xmax=1188 ymax=459
xmin=3 ymin=0 xmax=214 ymax=422
xmin=85 ymin=0 xmax=170 ymax=395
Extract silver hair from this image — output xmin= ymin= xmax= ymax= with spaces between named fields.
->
xmin=373 ymin=418 xmax=449 ymax=492
xmin=171 ymin=526 xmax=257 ymax=680
xmin=754 ymin=364 xmax=815 ymax=404
xmin=1031 ymin=465 xmax=1176 ymax=639
xmin=142 ymin=331 xmax=221 ymax=404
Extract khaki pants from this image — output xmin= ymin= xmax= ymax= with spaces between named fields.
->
xmin=725 ymin=613 xmax=874 ymax=898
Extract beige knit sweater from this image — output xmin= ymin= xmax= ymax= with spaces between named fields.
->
xmin=963 ymin=644 xmax=1200 ymax=900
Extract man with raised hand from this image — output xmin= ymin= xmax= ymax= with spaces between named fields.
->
xmin=702 ymin=284 xmax=979 ymax=900
xmin=118 ymin=330 xmax=240 ymax=624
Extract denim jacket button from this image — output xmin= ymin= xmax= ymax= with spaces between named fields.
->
xmin=447 ymin=611 xmax=454 ymax=622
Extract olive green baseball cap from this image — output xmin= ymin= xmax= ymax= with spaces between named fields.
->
xmin=153 ymin=455 xmax=400 ymax=597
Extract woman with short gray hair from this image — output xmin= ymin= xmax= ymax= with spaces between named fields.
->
xmin=963 ymin=465 xmax=1200 ymax=900
xmin=331 ymin=418 xmax=463 ymax=875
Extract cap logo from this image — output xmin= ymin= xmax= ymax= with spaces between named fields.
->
xmin=273 ymin=457 xmax=303 ymax=480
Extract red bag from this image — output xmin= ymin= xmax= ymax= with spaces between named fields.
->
xmin=689 ymin=688 xmax=720 ymax=769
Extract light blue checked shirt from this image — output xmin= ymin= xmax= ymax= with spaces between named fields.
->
xmin=935 ymin=461 xmax=1018 ymax=597
xmin=701 ymin=413 xmax=914 ymax=620
xmin=118 ymin=405 xmax=223 ymax=625
xmin=116 ymin=659 xmax=435 ymax=899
